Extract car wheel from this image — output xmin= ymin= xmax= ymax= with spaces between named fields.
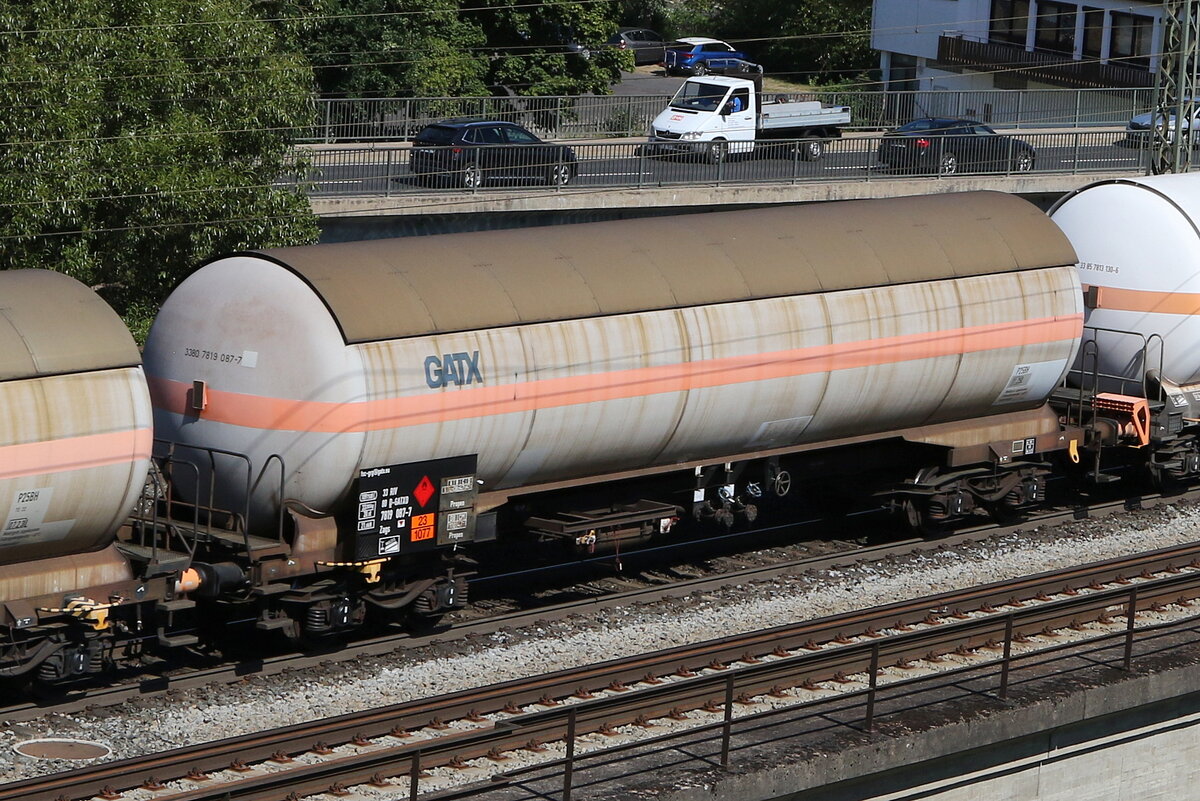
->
xmin=706 ymin=139 xmax=727 ymax=164
xmin=546 ymin=163 xmax=572 ymax=187
xmin=460 ymin=163 xmax=482 ymax=189
xmin=693 ymin=62 xmax=708 ymax=76
xmin=937 ymin=152 xmax=958 ymax=175
xmin=1013 ymin=150 xmax=1035 ymax=172
xmin=798 ymin=139 xmax=824 ymax=161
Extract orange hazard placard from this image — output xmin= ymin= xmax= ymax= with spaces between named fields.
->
xmin=411 ymin=513 xmax=436 ymax=542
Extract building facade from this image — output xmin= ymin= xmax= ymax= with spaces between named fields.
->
xmin=872 ymin=0 xmax=1161 ymax=92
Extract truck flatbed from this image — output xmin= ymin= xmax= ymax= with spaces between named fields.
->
xmin=759 ymin=100 xmax=852 ymax=130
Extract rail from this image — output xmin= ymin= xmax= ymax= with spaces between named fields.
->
xmin=290 ymin=129 xmax=1147 ymax=198
xmin=12 ymin=539 xmax=1200 ymax=801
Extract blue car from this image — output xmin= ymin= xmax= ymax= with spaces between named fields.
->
xmin=664 ymin=38 xmax=748 ymax=76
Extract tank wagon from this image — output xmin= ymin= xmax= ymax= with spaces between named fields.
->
xmin=1050 ymin=173 xmax=1200 ymax=486
xmin=142 ymin=191 xmax=1090 ymax=642
xmin=0 ymin=271 xmax=190 ymax=681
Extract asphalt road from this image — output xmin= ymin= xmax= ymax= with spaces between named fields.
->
xmin=304 ymin=135 xmax=1145 ymax=197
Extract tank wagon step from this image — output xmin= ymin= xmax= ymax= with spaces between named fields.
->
xmin=115 ymin=542 xmax=192 ymax=575
xmin=200 ymin=529 xmax=289 ymax=557
xmin=155 ymin=598 xmax=199 ymax=647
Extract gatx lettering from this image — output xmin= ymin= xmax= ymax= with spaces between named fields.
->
xmin=425 ymin=351 xmax=483 ymax=388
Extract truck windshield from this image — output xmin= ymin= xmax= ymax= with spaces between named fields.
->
xmin=669 ymin=82 xmax=729 ymax=112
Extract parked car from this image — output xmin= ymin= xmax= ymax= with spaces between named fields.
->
xmin=664 ymin=38 xmax=747 ymax=76
xmin=408 ymin=120 xmax=578 ymax=189
xmin=1123 ymin=104 xmax=1200 ymax=147
xmin=693 ymin=57 xmax=762 ymax=79
xmin=605 ymin=27 xmax=666 ymax=65
xmin=877 ymin=118 xmax=1036 ymax=175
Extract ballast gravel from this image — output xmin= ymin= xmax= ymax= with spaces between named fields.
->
xmin=5 ymin=501 xmax=1200 ymax=782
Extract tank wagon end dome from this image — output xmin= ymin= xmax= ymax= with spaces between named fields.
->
xmin=250 ymin=190 xmax=1078 ymax=345
xmin=0 ymin=269 xmax=141 ymax=382
xmin=1050 ymin=172 xmax=1200 ymax=387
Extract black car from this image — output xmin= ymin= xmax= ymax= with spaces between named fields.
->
xmin=877 ymin=118 xmax=1036 ymax=175
xmin=408 ymin=120 xmax=579 ymax=189
xmin=605 ymin=27 xmax=667 ymax=65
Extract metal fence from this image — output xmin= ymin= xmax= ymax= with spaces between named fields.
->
xmin=307 ymin=88 xmax=1154 ymax=143
xmin=292 ymin=129 xmax=1148 ymax=198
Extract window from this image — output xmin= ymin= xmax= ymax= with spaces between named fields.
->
xmin=1110 ymin=12 xmax=1152 ymax=69
xmin=1081 ymin=8 xmax=1104 ymax=58
xmin=990 ymin=0 xmax=1030 ymax=45
xmin=475 ymin=127 xmax=506 ymax=144
xmin=1034 ymin=1 xmax=1076 ymax=54
xmin=503 ymin=127 xmax=539 ymax=144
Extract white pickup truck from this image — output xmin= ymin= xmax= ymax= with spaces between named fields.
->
xmin=649 ymin=75 xmax=851 ymax=163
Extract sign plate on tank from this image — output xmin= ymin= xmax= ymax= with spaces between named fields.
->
xmin=349 ymin=455 xmax=478 ymax=559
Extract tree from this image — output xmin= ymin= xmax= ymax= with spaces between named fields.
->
xmin=717 ymin=0 xmax=873 ymax=84
xmin=311 ymin=0 xmax=628 ymax=99
xmin=654 ymin=0 xmax=874 ymax=85
xmin=310 ymin=0 xmax=489 ymax=97
xmin=469 ymin=0 xmax=628 ymax=96
xmin=0 ymin=0 xmax=319 ymax=337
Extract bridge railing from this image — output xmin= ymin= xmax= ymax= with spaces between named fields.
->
xmin=289 ymin=129 xmax=1147 ymax=197
xmin=307 ymin=88 xmax=1153 ymax=142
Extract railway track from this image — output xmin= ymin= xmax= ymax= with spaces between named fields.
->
xmin=0 ymin=487 xmax=1184 ymax=724
xmin=10 ymin=520 xmax=1200 ymax=801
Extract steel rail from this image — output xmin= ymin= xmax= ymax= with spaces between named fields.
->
xmin=9 ymin=536 xmax=1200 ymax=801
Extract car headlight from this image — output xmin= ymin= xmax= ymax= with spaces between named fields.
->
xmin=681 ymin=131 xmax=701 ymax=140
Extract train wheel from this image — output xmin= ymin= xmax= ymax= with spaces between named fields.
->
xmin=900 ymin=467 xmax=942 ymax=537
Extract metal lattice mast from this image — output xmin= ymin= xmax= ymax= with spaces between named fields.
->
xmin=1152 ymin=0 xmax=1200 ymax=173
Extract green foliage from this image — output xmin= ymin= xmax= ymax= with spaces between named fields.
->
xmin=312 ymin=0 xmax=627 ymax=98
xmin=311 ymin=0 xmax=489 ymax=97
xmin=656 ymin=0 xmax=875 ymax=84
xmin=0 ymin=0 xmax=319 ymax=322
xmin=469 ymin=0 xmax=627 ymax=95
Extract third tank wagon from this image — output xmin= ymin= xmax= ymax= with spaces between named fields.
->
xmin=144 ymin=191 xmax=1084 ymax=549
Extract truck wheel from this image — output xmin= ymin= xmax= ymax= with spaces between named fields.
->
xmin=706 ymin=139 xmax=727 ymax=164
xmin=799 ymin=139 xmax=824 ymax=161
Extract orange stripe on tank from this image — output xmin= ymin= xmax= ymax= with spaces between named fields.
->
xmin=0 ymin=428 xmax=152 ymax=481
xmin=1084 ymin=284 xmax=1200 ymax=316
xmin=148 ymin=314 xmax=1083 ymax=434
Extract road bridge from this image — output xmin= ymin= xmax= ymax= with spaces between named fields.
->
xmin=305 ymin=128 xmax=1144 ymax=236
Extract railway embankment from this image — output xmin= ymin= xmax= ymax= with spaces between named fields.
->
xmin=596 ymin=633 xmax=1200 ymax=801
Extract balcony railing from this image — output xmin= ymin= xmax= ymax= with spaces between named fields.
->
xmin=938 ymin=35 xmax=1152 ymax=90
